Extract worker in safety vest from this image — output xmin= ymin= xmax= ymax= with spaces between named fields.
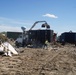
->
xmin=44 ymin=40 xmax=49 ymax=49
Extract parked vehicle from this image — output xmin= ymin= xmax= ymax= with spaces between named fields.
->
xmin=58 ymin=31 xmax=76 ymax=45
xmin=15 ymin=21 xmax=54 ymax=47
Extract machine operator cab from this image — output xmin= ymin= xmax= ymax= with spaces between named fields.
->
xmin=15 ymin=34 xmax=29 ymax=47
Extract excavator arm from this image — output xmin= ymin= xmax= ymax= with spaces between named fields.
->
xmin=29 ymin=21 xmax=49 ymax=30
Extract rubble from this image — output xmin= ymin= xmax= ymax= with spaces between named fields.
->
xmin=0 ymin=43 xmax=76 ymax=75
xmin=0 ymin=42 xmax=18 ymax=57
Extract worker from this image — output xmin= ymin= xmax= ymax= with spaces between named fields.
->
xmin=44 ymin=40 xmax=49 ymax=49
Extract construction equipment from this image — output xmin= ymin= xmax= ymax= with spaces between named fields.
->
xmin=15 ymin=21 xmax=53 ymax=48
xmin=58 ymin=31 xmax=76 ymax=45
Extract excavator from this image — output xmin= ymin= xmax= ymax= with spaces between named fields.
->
xmin=15 ymin=21 xmax=51 ymax=47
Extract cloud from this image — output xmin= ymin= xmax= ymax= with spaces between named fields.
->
xmin=0 ymin=17 xmax=32 ymax=26
xmin=43 ymin=13 xmax=58 ymax=18
xmin=0 ymin=17 xmax=33 ymax=32
xmin=0 ymin=24 xmax=22 ymax=32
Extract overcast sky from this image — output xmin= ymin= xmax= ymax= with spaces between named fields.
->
xmin=0 ymin=0 xmax=76 ymax=35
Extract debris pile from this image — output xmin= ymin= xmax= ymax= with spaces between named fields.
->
xmin=0 ymin=43 xmax=76 ymax=75
xmin=0 ymin=41 xmax=18 ymax=57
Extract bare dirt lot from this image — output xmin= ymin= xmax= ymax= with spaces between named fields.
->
xmin=0 ymin=43 xmax=76 ymax=75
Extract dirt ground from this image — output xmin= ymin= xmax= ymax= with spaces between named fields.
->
xmin=0 ymin=43 xmax=76 ymax=75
